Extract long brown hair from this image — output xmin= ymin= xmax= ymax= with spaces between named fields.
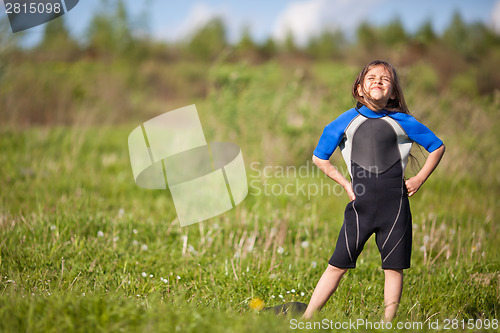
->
xmin=352 ymin=60 xmax=410 ymax=114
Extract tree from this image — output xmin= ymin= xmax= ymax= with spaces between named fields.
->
xmin=443 ymin=11 xmax=470 ymax=56
xmin=187 ymin=18 xmax=227 ymax=60
xmin=87 ymin=0 xmax=133 ymax=56
xmin=356 ymin=22 xmax=378 ymax=49
xmin=39 ymin=15 xmax=78 ymax=53
xmin=414 ymin=20 xmax=437 ymax=46
xmin=306 ymin=30 xmax=345 ymax=59
xmin=237 ymin=25 xmax=256 ymax=53
xmin=283 ymin=30 xmax=297 ymax=53
xmin=257 ymin=37 xmax=276 ymax=59
xmin=380 ymin=18 xmax=407 ymax=46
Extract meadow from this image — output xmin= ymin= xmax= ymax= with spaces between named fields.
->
xmin=0 ymin=59 xmax=499 ymax=332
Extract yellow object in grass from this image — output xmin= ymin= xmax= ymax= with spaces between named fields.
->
xmin=249 ymin=298 xmax=265 ymax=311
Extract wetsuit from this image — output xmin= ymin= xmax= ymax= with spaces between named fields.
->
xmin=313 ymin=105 xmax=443 ymax=269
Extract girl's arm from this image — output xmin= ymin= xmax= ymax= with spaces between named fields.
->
xmin=405 ymin=144 xmax=446 ymax=197
xmin=312 ymin=155 xmax=356 ymax=201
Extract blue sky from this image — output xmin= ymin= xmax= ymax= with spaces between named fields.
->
xmin=5 ymin=0 xmax=500 ymax=46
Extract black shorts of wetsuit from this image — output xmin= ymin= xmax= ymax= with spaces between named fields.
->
xmin=329 ymin=160 xmax=412 ymax=270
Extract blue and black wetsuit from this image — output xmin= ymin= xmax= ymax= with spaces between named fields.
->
xmin=314 ymin=105 xmax=443 ymax=269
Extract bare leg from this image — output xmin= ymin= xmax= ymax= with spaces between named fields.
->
xmin=302 ymin=264 xmax=348 ymax=319
xmin=383 ymin=269 xmax=403 ymax=322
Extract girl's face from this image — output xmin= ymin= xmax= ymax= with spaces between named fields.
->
xmin=358 ymin=65 xmax=395 ymax=110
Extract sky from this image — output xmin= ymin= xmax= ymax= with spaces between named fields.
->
xmin=3 ymin=0 xmax=500 ymax=47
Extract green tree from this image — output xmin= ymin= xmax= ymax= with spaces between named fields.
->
xmin=257 ymin=37 xmax=276 ymax=59
xmin=236 ymin=25 xmax=256 ymax=53
xmin=306 ymin=30 xmax=345 ymax=59
xmin=443 ymin=11 xmax=470 ymax=57
xmin=87 ymin=0 xmax=133 ymax=56
xmin=380 ymin=18 xmax=407 ymax=46
xmin=414 ymin=20 xmax=437 ymax=46
xmin=356 ymin=22 xmax=378 ymax=49
xmin=39 ymin=15 xmax=79 ymax=54
xmin=187 ymin=18 xmax=227 ymax=60
xmin=283 ymin=30 xmax=297 ymax=53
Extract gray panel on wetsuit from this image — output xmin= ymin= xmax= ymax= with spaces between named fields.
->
xmin=351 ymin=118 xmax=400 ymax=174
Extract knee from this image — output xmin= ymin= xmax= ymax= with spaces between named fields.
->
xmin=383 ymin=269 xmax=404 ymax=278
xmin=327 ymin=264 xmax=348 ymax=275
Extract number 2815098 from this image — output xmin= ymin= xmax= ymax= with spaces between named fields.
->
xmin=5 ymin=2 xmax=62 ymax=14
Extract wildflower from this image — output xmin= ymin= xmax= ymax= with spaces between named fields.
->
xmin=271 ymin=295 xmax=275 ymax=299
xmin=188 ymin=245 xmax=199 ymax=255
xmin=311 ymin=261 xmax=317 ymax=268
xmin=300 ymin=292 xmax=305 ymax=297
xmin=50 ymin=225 xmax=56 ymax=231
xmin=141 ymin=272 xmax=147 ymax=277
xmin=249 ymin=298 xmax=265 ymax=311
xmin=423 ymin=235 xmax=430 ymax=244
xmin=277 ymin=247 xmax=284 ymax=254
xmin=141 ymin=244 xmax=148 ymax=251
xmin=176 ymin=275 xmax=181 ymax=280
xmin=287 ymin=291 xmax=290 ymax=294
xmin=132 ymin=240 xmax=139 ymax=246
xmin=149 ymin=274 xmax=153 ymax=278
xmin=278 ymin=294 xmax=283 ymax=299
xmin=291 ymin=289 xmax=296 ymax=293
xmin=133 ymin=229 xmax=138 ymax=234
xmin=301 ymin=241 xmax=309 ymax=248
xmin=97 ymin=231 xmax=104 ymax=237
xmin=113 ymin=236 xmax=119 ymax=242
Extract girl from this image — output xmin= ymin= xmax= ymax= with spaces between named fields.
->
xmin=303 ymin=60 xmax=445 ymax=321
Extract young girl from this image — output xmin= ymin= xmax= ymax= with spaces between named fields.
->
xmin=303 ymin=60 xmax=445 ymax=321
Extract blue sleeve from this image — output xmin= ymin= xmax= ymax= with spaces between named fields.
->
xmin=394 ymin=113 xmax=443 ymax=152
xmin=313 ymin=109 xmax=358 ymax=160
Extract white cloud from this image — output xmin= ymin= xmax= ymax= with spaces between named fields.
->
xmin=157 ymin=3 xmax=230 ymax=42
xmin=272 ymin=0 xmax=384 ymax=46
xmin=492 ymin=0 xmax=500 ymax=33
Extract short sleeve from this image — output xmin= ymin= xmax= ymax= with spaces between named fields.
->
xmin=395 ymin=114 xmax=443 ymax=152
xmin=313 ymin=109 xmax=358 ymax=160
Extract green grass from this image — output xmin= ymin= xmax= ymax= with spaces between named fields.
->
xmin=1 ymin=61 xmax=499 ymax=332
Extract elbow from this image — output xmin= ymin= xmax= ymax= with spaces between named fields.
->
xmin=312 ymin=155 xmax=320 ymax=166
xmin=312 ymin=154 xmax=327 ymax=166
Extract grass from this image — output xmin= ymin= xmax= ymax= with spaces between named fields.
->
xmin=0 ymin=61 xmax=499 ymax=332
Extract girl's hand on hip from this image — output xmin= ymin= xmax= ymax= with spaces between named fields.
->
xmin=405 ymin=177 xmax=424 ymax=197
xmin=345 ymin=182 xmax=356 ymax=201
